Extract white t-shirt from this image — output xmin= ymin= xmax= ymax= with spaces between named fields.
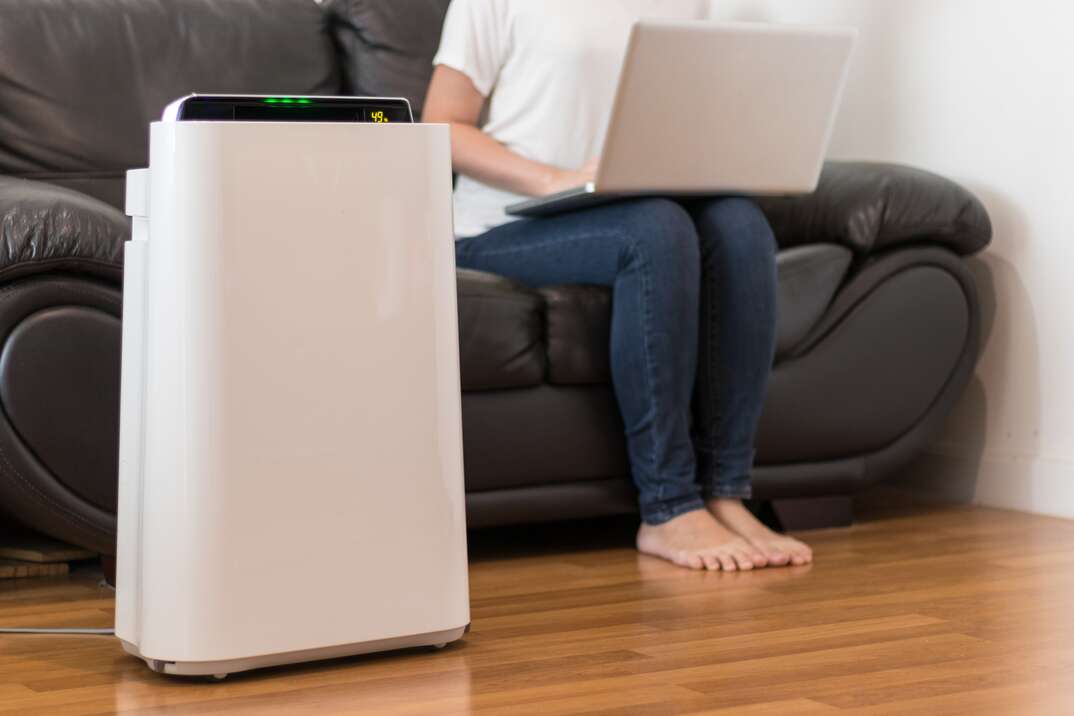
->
xmin=432 ymin=0 xmax=709 ymax=238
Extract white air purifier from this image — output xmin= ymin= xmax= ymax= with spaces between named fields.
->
xmin=115 ymin=112 xmax=469 ymax=678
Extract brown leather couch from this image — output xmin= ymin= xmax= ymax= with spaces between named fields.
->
xmin=0 ymin=0 xmax=992 ymax=555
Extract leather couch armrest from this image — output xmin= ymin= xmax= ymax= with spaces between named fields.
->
xmin=755 ymin=161 xmax=992 ymax=257
xmin=0 ymin=176 xmax=127 ymax=285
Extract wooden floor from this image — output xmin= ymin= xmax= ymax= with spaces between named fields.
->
xmin=4 ymin=495 xmax=1074 ymax=715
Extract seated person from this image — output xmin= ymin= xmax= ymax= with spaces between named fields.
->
xmin=424 ymin=0 xmax=812 ymax=571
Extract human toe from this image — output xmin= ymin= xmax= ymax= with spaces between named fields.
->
xmin=761 ymin=545 xmax=790 ymax=566
xmin=679 ymin=552 xmax=706 ymax=570
xmin=731 ymin=549 xmax=756 ymax=570
xmin=791 ymin=545 xmax=814 ymax=566
xmin=701 ymin=553 xmax=722 ymax=571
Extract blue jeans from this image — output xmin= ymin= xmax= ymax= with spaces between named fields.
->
xmin=455 ymin=198 xmax=778 ymax=525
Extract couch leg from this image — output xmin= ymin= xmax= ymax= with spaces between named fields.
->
xmin=100 ymin=555 xmax=116 ymax=587
xmin=764 ymin=495 xmax=854 ymax=532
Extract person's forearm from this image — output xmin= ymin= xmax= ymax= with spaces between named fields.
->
xmin=448 ymin=122 xmax=557 ymax=197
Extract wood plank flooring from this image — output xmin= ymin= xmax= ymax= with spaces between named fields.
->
xmin=3 ymin=495 xmax=1074 ymax=715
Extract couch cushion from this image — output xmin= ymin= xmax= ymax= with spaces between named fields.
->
xmin=0 ymin=0 xmax=339 ymax=209
xmin=536 ymin=245 xmax=853 ymax=386
xmin=325 ymin=0 xmax=451 ymax=119
xmin=457 ymin=269 xmax=546 ymax=391
xmin=540 ymin=286 xmax=612 ymax=386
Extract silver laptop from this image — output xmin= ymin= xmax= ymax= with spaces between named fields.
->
xmin=506 ymin=20 xmax=856 ymax=218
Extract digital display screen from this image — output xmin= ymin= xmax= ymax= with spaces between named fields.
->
xmin=177 ymin=96 xmax=413 ymax=123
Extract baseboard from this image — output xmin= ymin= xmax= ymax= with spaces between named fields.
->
xmin=896 ymin=449 xmax=1074 ymax=521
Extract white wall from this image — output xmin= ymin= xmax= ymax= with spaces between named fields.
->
xmin=710 ymin=0 xmax=1074 ymax=518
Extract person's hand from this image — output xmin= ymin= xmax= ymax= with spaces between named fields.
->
xmin=539 ymin=157 xmax=599 ymax=196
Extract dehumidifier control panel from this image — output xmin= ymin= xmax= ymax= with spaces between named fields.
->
xmin=162 ymin=94 xmax=413 ymax=123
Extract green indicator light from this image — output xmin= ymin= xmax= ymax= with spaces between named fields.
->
xmin=261 ymin=97 xmax=312 ymax=106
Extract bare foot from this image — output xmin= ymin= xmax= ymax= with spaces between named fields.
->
xmin=707 ymin=498 xmax=813 ymax=567
xmin=636 ymin=509 xmax=768 ymax=571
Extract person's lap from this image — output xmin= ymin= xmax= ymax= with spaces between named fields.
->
xmin=454 ymin=197 xmax=694 ymax=287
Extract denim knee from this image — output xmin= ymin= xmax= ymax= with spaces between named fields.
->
xmin=695 ymin=198 xmax=777 ymax=264
xmin=618 ymin=198 xmax=700 ymax=281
